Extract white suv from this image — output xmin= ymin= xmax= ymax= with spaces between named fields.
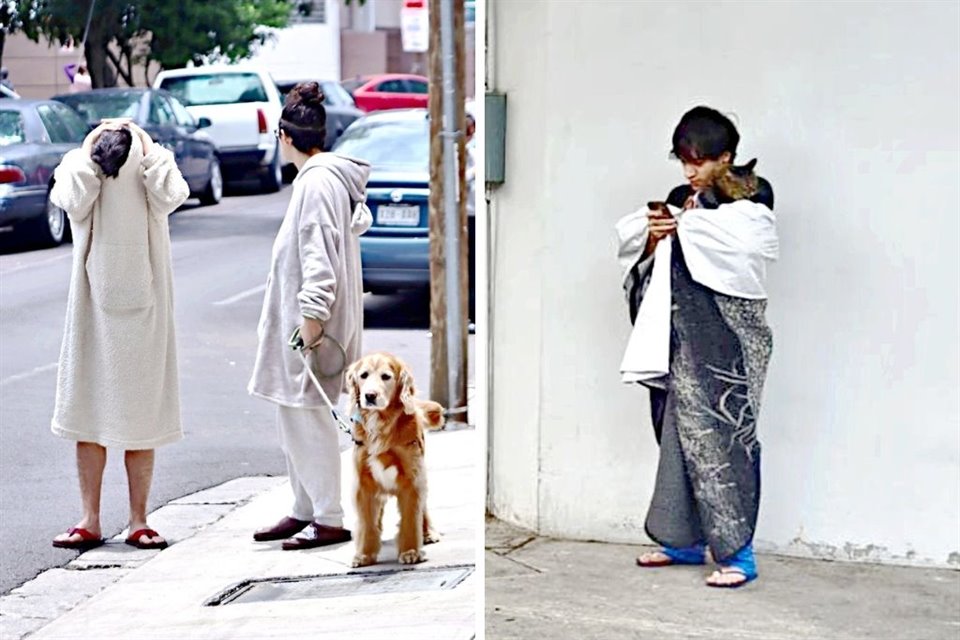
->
xmin=154 ymin=65 xmax=284 ymax=192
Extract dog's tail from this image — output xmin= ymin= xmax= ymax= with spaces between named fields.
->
xmin=420 ymin=400 xmax=445 ymax=431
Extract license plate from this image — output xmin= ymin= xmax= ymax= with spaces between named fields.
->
xmin=376 ymin=204 xmax=420 ymax=227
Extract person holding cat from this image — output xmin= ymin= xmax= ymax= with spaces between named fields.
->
xmin=616 ymin=106 xmax=778 ymax=588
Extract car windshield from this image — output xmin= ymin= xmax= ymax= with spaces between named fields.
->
xmin=0 ymin=110 xmax=25 ymax=146
xmin=55 ymin=92 xmax=141 ymax=123
xmin=160 ymin=73 xmax=268 ymax=106
xmin=333 ymin=116 xmax=428 ymax=171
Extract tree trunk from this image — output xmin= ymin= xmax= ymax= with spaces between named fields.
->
xmin=84 ymin=25 xmax=112 ymax=89
xmin=106 ymin=46 xmax=134 ymax=87
xmin=428 ymin=0 xmax=448 ymax=405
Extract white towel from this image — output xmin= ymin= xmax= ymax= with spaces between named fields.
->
xmin=617 ymin=199 xmax=778 ymax=384
xmin=620 ymin=237 xmax=672 ymax=382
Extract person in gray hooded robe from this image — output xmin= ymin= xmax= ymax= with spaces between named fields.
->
xmin=248 ymin=82 xmax=373 ymax=550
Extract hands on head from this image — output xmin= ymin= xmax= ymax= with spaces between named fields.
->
xmin=82 ymin=118 xmax=153 ymax=156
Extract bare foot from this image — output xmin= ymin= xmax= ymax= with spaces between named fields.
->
xmin=53 ymin=521 xmax=101 ymax=546
xmin=705 ymin=567 xmax=752 ymax=587
xmin=635 ymin=550 xmax=672 ymax=566
xmin=127 ymin=523 xmax=166 ymax=548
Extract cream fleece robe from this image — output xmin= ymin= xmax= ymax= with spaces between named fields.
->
xmin=248 ymin=153 xmax=372 ymax=408
xmin=49 ymin=135 xmax=189 ymax=449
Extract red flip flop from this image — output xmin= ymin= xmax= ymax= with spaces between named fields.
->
xmin=52 ymin=527 xmax=105 ymax=551
xmin=125 ymin=528 xmax=168 ymax=550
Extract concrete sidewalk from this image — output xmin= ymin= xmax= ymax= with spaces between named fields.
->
xmin=1 ymin=429 xmax=478 ymax=640
xmin=486 ymin=519 xmax=960 ymax=640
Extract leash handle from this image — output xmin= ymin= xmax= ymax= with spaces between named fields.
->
xmin=292 ymin=344 xmax=355 ymax=439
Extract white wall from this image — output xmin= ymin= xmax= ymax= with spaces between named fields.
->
xmin=488 ymin=0 xmax=960 ymax=568
xmin=251 ymin=1 xmax=341 ymax=82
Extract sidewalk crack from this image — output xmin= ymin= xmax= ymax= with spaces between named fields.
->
xmin=502 ymin=535 xmax=537 ymax=556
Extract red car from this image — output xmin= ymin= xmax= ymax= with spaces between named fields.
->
xmin=341 ymin=74 xmax=429 ymax=113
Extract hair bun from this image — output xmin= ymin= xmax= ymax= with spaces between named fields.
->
xmin=290 ymin=82 xmax=325 ymax=109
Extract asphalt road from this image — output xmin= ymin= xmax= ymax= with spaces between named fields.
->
xmin=0 ymin=185 xmax=472 ymax=595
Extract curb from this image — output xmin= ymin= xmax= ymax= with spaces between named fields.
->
xmin=0 ymin=476 xmax=284 ymax=640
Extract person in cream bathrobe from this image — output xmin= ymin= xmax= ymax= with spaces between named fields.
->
xmin=49 ymin=120 xmax=189 ymax=551
xmin=247 ymin=82 xmax=372 ymax=550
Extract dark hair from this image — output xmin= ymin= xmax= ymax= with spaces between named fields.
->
xmin=280 ymin=82 xmax=326 ymax=153
xmin=91 ymin=128 xmax=132 ymax=179
xmin=671 ymin=106 xmax=740 ymax=163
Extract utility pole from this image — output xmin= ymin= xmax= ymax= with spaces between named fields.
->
xmin=427 ymin=0 xmax=468 ymax=420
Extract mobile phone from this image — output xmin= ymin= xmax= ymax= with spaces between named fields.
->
xmin=647 ymin=201 xmax=670 ymax=215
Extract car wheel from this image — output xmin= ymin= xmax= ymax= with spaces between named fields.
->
xmin=32 ymin=189 xmax=67 ymax=247
xmin=199 ymin=158 xmax=223 ymax=206
xmin=260 ymin=145 xmax=282 ymax=193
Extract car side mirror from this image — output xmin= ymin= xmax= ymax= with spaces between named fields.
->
xmin=197 ymin=117 xmax=212 ymax=129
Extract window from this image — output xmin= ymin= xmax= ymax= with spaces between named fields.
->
xmin=160 ymin=73 xmax=268 ymax=107
xmin=289 ymin=0 xmax=326 ymax=24
xmin=334 ymin=118 xmax=429 ymax=171
xmin=149 ymin=94 xmax=176 ymax=126
xmin=50 ymin=103 xmax=89 ymax=143
xmin=376 ymin=80 xmax=408 ymax=94
xmin=37 ymin=105 xmax=74 ymax=144
xmin=320 ymin=81 xmax=356 ymax=107
xmin=406 ymin=80 xmax=429 ymax=94
xmin=54 ymin=91 xmax=142 ymax=124
xmin=0 ymin=110 xmax=25 ymax=146
xmin=166 ymin=95 xmax=196 ymax=128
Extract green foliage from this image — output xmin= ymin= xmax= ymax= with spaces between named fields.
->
xmin=139 ymin=0 xmax=292 ymax=69
xmin=6 ymin=0 xmax=293 ymax=83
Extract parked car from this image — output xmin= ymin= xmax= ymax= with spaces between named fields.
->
xmin=341 ymin=74 xmax=429 ymax=113
xmin=274 ymin=79 xmax=364 ymax=151
xmin=154 ymin=66 xmax=284 ymax=192
xmin=332 ymin=108 xmax=474 ymax=315
xmin=53 ymin=88 xmax=223 ymax=206
xmin=0 ymin=99 xmax=87 ymax=246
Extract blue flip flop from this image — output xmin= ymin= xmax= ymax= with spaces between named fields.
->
xmin=637 ymin=544 xmax=706 ymax=567
xmin=707 ymin=544 xmax=758 ymax=588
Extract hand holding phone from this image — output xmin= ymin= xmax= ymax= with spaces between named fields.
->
xmin=646 ymin=200 xmax=677 ymax=245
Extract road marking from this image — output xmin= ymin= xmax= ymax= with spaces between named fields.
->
xmin=0 ymin=252 xmax=71 ymax=276
xmin=0 ymin=362 xmax=58 ymax=387
xmin=212 ymin=284 xmax=266 ymax=306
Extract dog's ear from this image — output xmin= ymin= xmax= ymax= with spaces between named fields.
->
xmin=345 ymin=360 xmax=361 ymax=413
xmin=398 ymin=365 xmax=417 ymax=415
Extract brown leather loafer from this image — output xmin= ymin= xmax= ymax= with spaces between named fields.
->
xmin=281 ymin=523 xmax=352 ymax=550
xmin=253 ymin=516 xmax=311 ymax=542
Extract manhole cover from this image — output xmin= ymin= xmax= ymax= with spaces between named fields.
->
xmin=205 ymin=564 xmax=474 ymax=606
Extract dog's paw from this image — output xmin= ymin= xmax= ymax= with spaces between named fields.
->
xmin=398 ymin=549 xmax=425 ymax=564
xmin=423 ymin=530 xmax=441 ymax=545
xmin=351 ymin=553 xmax=378 ymax=568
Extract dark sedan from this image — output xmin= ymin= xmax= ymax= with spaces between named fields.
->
xmin=53 ymin=88 xmax=223 ymax=206
xmin=332 ymin=108 xmax=474 ymax=317
xmin=0 ymin=99 xmax=87 ymax=246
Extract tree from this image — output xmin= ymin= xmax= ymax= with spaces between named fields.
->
xmin=0 ymin=0 xmax=30 ymax=67
xmin=8 ymin=0 xmax=291 ymax=89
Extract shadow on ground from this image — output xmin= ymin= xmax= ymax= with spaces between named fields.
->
xmin=364 ymin=290 xmax=430 ymax=330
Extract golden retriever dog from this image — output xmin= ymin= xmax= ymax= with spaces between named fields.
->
xmin=346 ymin=352 xmax=444 ymax=567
